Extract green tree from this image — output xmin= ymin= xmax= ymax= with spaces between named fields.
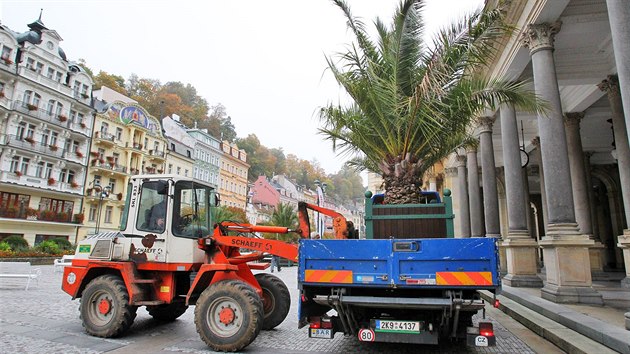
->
xmin=211 ymin=205 xmax=247 ymax=224
xmin=268 ymin=203 xmax=298 ymax=242
xmin=93 ymin=71 xmax=127 ymax=95
xmin=320 ymin=0 xmax=542 ymax=204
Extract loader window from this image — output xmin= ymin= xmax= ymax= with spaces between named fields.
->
xmin=137 ymin=181 xmax=169 ymax=233
xmin=173 ymin=181 xmax=213 ymax=239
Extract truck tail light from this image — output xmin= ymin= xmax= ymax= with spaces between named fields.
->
xmin=309 ymin=316 xmax=333 ymax=329
xmin=321 ymin=317 xmax=333 ymax=329
xmin=479 ymin=322 xmax=494 ymax=337
xmin=309 ymin=316 xmax=321 ymax=329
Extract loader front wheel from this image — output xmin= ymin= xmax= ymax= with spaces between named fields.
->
xmin=255 ymin=273 xmax=290 ymax=330
xmin=194 ymin=279 xmax=263 ymax=352
xmin=80 ymin=274 xmax=137 ymax=338
xmin=147 ymin=302 xmax=188 ymax=321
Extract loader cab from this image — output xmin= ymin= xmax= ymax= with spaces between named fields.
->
xmin=120 ymin=175 xmax=218 ymax=263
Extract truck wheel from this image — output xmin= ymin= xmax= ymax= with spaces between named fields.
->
xmin=80 ymin=274 xmax=137 ymax=338
xmin=147 ymin=302 xmax=188 ymax=321
xmin=254 ymin=273 xmax=290 ymax=330
xmin=194 ymin=279 xmax=263 ymax=352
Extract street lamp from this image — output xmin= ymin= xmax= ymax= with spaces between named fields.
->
xmin=314 ymin=180 xmax=327 ymax=238
xmin=91 ymin=181 xmax=111 ymax=234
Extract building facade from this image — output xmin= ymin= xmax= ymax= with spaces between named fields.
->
xmin=185 ymin=123 xmax=221 ymax=189
xmin=218 ymin=141 xmax=249 ymax=209
xmin=0 ymin=18 xmax=94 ymax=245
xmin=445 ymin=0 xmax=630 ymax=304
xmin=80 ymin=97 xmax=168 ymax=240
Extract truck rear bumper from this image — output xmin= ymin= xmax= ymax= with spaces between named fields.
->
xmin=312 ymin=294 xmax=486 ymax=311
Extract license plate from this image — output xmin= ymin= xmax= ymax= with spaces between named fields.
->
xmin=374 ymin=320 xmax=420 ymax=333
xmin=475 ymin=335 xmax=489 ymax=347
xmin=310 ymin=328 xmax=333 ymax=339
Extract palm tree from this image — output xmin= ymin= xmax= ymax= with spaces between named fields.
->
xmin=269 ymin=203 xmax=298 ymax=243
xmin=320 ymin=0 xmax=543 ymax=204
xmin=211 ymin=205 xmax=246 ymax=224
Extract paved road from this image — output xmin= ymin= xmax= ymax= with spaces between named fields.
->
xmin=0 ymin=265 xmax=561 ymax=353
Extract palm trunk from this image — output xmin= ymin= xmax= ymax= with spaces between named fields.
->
xmin=381 ymin=154 xmax=423 ymax=204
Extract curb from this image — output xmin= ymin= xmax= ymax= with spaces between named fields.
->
xmin=479 ymin=290 xmax=622 ymax=354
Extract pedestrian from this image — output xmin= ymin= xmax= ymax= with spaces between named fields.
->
xmin=271 ymin=254 xmax=281 ymax=273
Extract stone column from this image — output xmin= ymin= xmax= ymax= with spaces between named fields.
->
xmin=583 ymin=152 xmax=599 ymax=243
xmin=531 ymin=137 xmax=548 ymax=236
xmin=564 ymin=113 xmax=606 ymax=278
xmin=467 ymin=146 xmax=483 ymax=237
xmin=456 ymin=155 xmax=471 ymax=238
xmin=478 ymin=116 xmax=501 ymax=238
xmin=500 ymin=104 xmax=542 ymax=287
xmin=599 ymin=75 xmax=630 ymax=287
xmin=606 ymin=0 xmax=630 ymax=145
xmin=521 ymin=22 xmax=601 ymax=304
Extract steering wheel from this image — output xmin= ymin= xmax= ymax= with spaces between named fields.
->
xmin=179 ymin=213 xmax=195 ymax=227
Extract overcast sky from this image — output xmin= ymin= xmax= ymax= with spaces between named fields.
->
xmin=2 ymin=0 xmax=483 ymax=176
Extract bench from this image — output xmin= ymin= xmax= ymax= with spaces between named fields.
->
xmin=0 ymin=262 xmax=41 ymax=290
xmin=54 ymin=255 xmax=74 ymax=272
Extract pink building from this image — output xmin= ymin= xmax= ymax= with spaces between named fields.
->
xmin=250 ymin=176 xmax=280 ymax=208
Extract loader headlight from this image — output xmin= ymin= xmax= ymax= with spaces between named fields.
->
xmin=67 ymin=272 xmax=76 ymax=285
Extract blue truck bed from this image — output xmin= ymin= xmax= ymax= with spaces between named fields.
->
xmin=298 ymin=238 xmax=500 ymax=290
xmin=297 ymin=237 xmax=501 ymax=345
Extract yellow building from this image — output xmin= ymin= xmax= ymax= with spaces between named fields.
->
xmin=79 ymin=98 xmax=168 ymax=240
xmin=219 ymin=141 xmax=249 ymax=209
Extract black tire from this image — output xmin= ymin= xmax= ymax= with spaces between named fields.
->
xmin=194 ymin=279 xmax=264 ymax=352
xmin=254 ymin=273 xmax=291 ymax=330
xmin=147 ymin=302 xmax=188 ymax=321
xmin=80 ymin=274 xmax=137 ymax=338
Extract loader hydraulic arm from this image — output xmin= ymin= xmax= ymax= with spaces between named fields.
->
xmin=209 ymin=222 xmax=300 ymax=262
xmin=297 ymin=201 xmax=353 ymax=239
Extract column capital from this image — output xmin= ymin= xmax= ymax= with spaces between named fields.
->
xmin=476 ymin=116 xmax=496 ymax=134
xmin=445 ymin=167 xmax=458 ymax=177
xmin=531 ymin=136 xmax=541 ymax=149
xmin=564 ymin=112 xmax=585 ymax=126
xmin=598 ymin=74 xmax=619 ymax=95
xmin=456 ymin=154 xmax=467 ymax=167
xmin=521 ymin=22 xmax=562 ymax=54
xmin=465 ymin=145 xmax=478 ymax=154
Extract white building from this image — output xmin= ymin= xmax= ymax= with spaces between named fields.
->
xmin=0 ymin=17 xmax=95 ymax=245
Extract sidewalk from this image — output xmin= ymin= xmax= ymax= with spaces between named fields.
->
xmin=481 ymin=276 xmax=630 ymax=354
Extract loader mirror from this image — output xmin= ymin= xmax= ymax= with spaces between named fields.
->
xmin=156 ymin=180 xmax=168 ymax=195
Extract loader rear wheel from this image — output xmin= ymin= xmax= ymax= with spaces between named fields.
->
xmin=255 ymin=273 xmax=290 ymax=330
xmin=194 ymin=279 xmax=263 ymax=352
xmin=147 ymin=302 xmax=188 ymax=321
xmin=80 ymin=274 xmax=137 ymax=338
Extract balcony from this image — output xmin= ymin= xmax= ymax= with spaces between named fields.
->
xmin=93 ymin=131 xmax=117 ymax=147
xmin=0 ymin=57 xmax=15 ymax=73
xmin=0 ymin=171 xmax=83 ymax=195
xmin=0 ymin=207 xmax=84 ymax=224
xmin=18 ymin=66 xmax=74 ymax=96
xmin=147 ymin=149 xmax=166 ymax=161
xmin=84 ymin=188 xmax=125 ymax=205
xmin=90 ymin=159 xmax=128 ymax=175
xmin=13 ymin=101 xmax=77 ymax=130
xmin=73 ymin=91 xmax=91 ymax=106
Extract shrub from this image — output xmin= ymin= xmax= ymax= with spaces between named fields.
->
xmin=50 ymin=238 xmax=73 ymax=251
xmin=34 ymin=240 xmax=60 ymax=254
xmin=0 ymin=241 xmax=12 ymax=252
xmin=4 ymin=236 xmax=29 ymax=252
